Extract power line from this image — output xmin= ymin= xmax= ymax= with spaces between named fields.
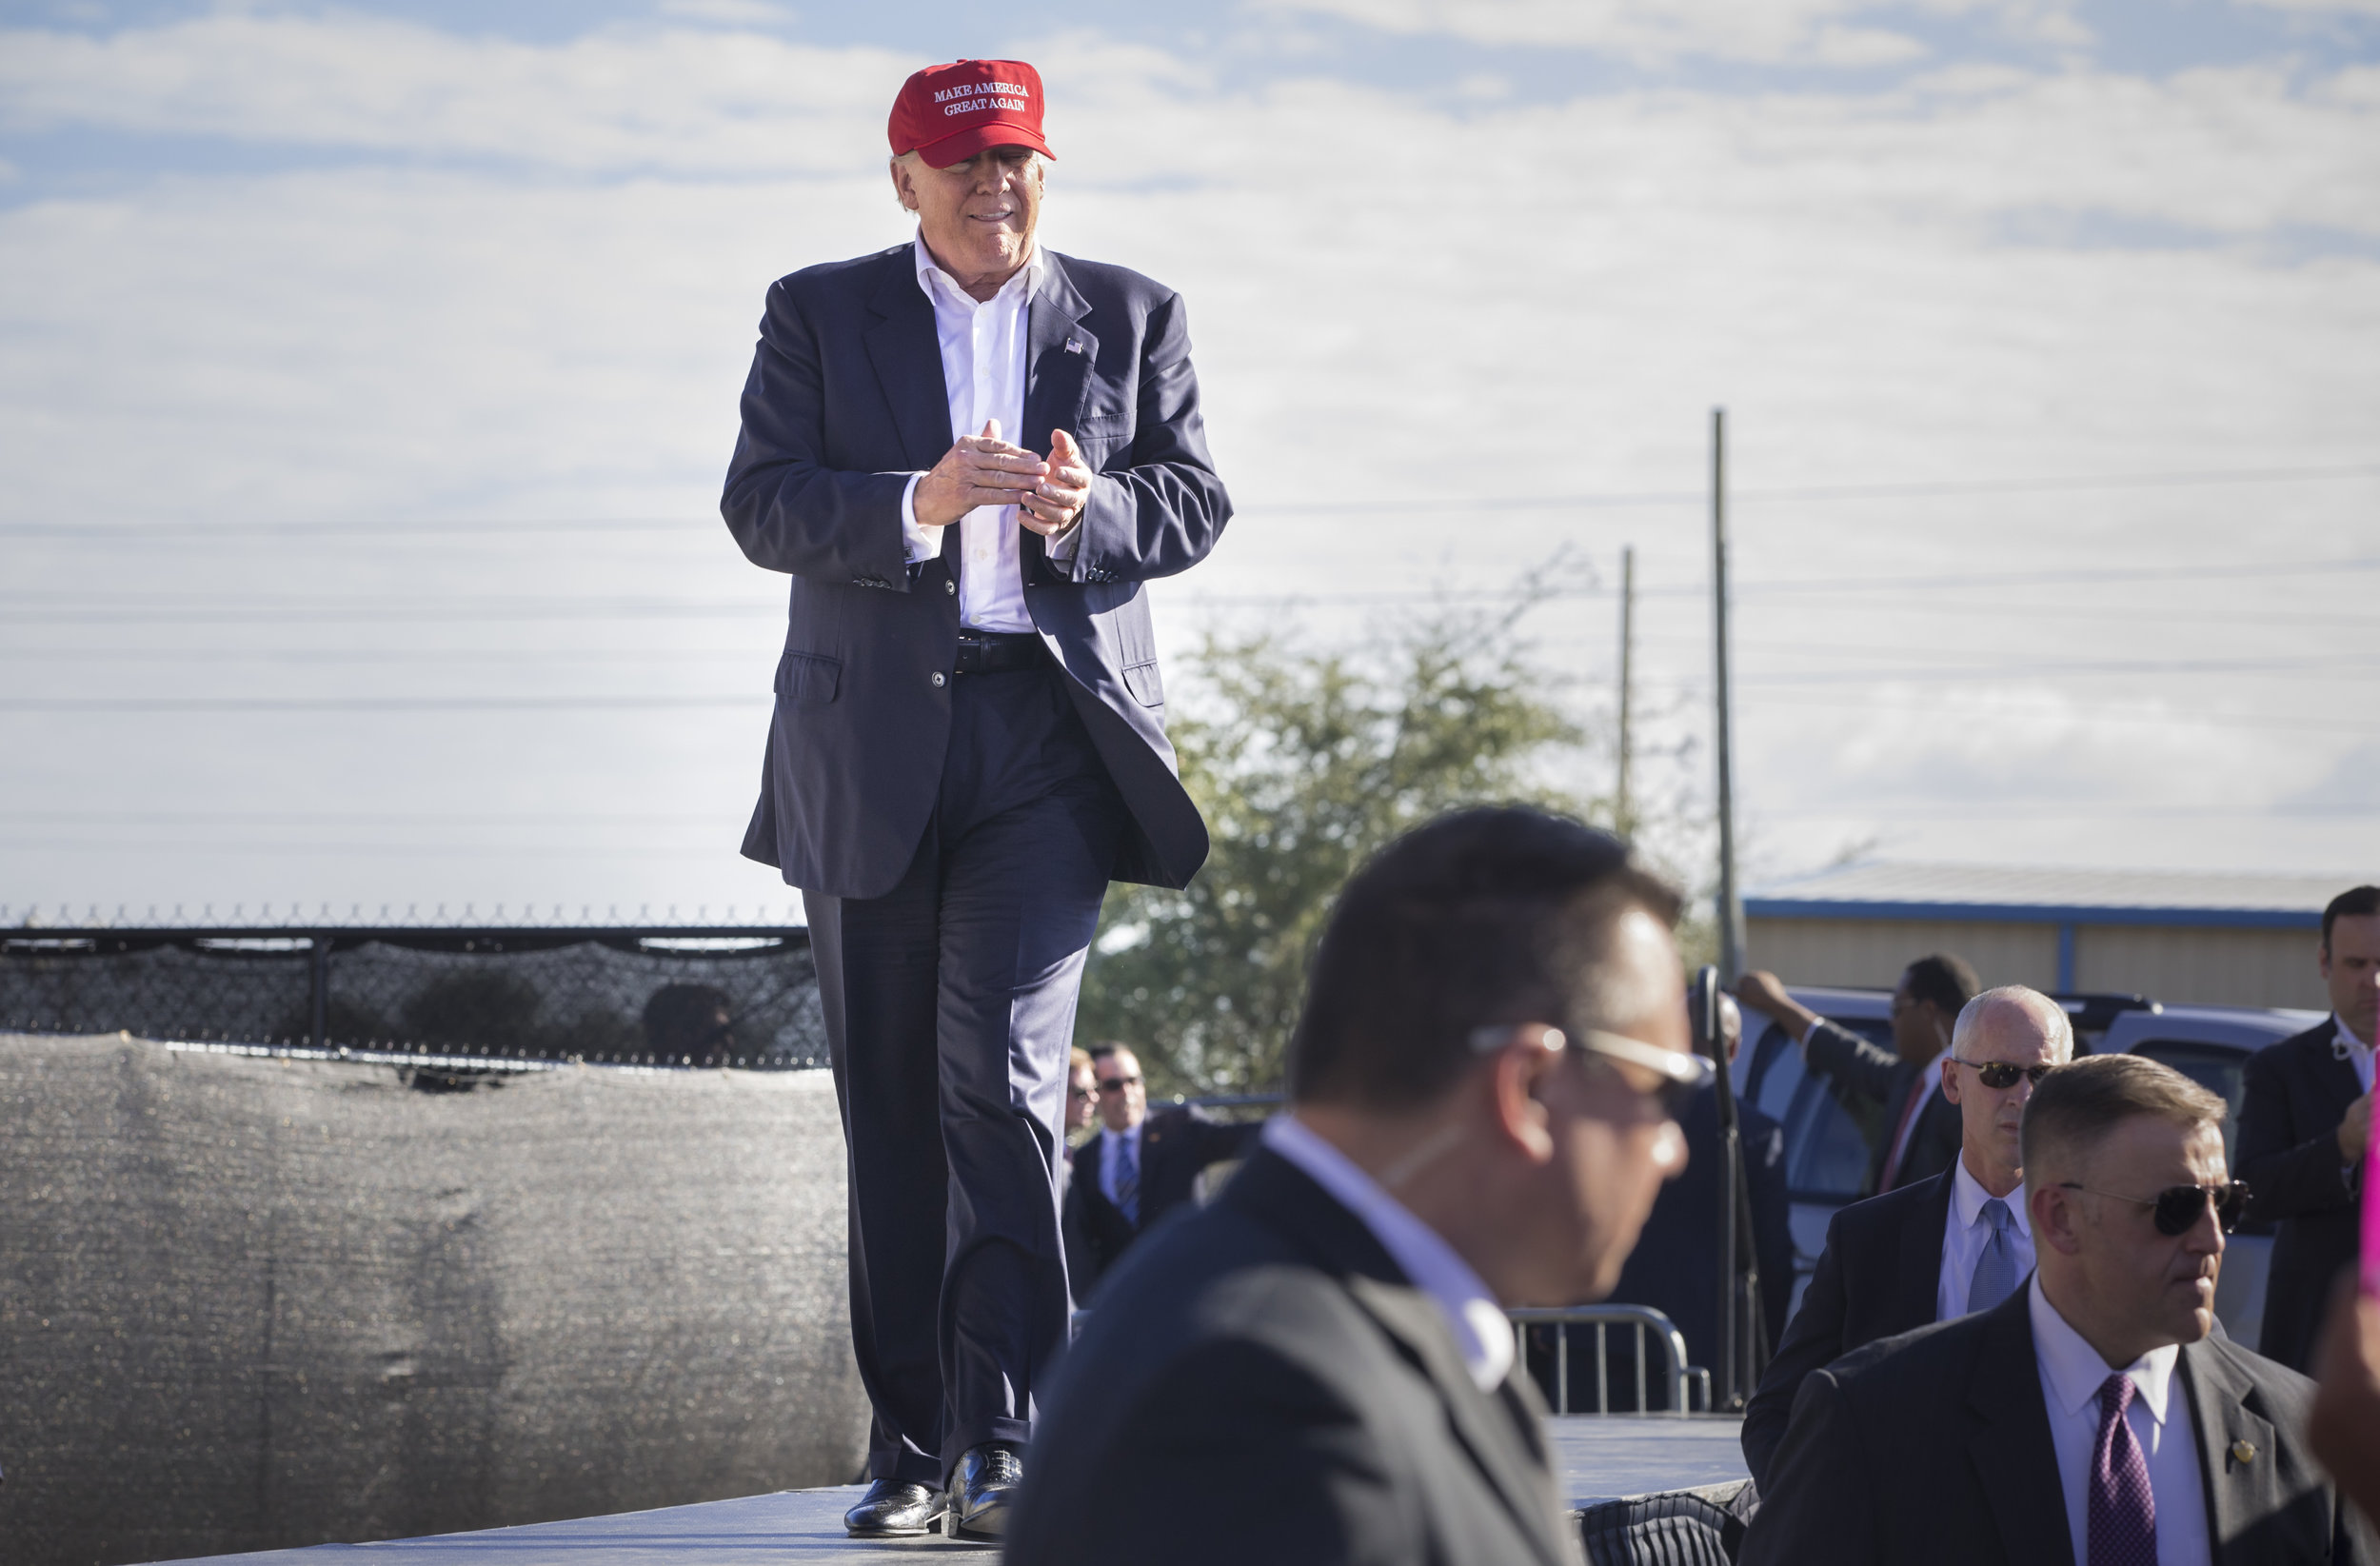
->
xmin=2 ymin=460 xmax=2371 ymax=539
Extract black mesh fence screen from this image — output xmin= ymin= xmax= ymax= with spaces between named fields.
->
xmin=0 ymin=927 xmax=825 ymax=1070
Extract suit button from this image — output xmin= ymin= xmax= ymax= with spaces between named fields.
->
xmin=930 ymin=672 xmax=946 ymax=688
xmin=944 ymin=579 xmax=956 ymax=596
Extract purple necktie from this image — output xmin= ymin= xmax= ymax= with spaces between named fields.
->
xmin=2088 ymin=1374 xmax=2157 ymax=1566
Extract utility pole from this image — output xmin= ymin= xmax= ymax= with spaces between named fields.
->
xmin=1616 ymin=545 xmax=1635 ymax=839
xmin=1712 ymin=409 xmax=1747 ymax=982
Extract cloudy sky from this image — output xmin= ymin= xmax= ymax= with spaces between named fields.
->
xmin=2 ymin=0 xmax=2375 ymax=928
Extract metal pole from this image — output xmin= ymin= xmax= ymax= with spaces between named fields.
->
xmin=1616 ymin=545 xmax=1635 ymax=838
xmin=308 ymin=934 xmax=329 ymax=1049
xmin=1696 ymin=964 xmax=1742 ymax=1409
xmin=1711 ymin=409 xmax=1747 ymax=982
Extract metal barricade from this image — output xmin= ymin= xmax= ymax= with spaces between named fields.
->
xmin=1506 ymin=1304 xmax=1711 ymax=1416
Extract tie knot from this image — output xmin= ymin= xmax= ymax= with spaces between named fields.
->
xmin=1981 ymin=1197 xmax=2012 ymax=1233
xmin=2098 ymin=1374 xmax=2135 ymax=1420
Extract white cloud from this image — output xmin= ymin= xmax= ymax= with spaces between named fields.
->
xmin=1 ymin=10 xmax=2374 ymax=910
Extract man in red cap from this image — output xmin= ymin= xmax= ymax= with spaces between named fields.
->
xmin=721 ymin=58 xmax=1231 ymax=1541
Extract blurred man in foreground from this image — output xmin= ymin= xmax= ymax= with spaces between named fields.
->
xmin=2239 ymin=884 xmax=2378 ymax=1371
xmin=1063 ymin=1041 xmax=1257 ymax=1299
xmin=1743 ymin=1054 xmax=2370 ymax=1566
xmin=1738 ymin=952 xmax=1977 ymax=1195
xmin=1741 ymin=985 xmax=2073 ymax=1487
xmin=1007 ymin=807 xmax=1707 ymax=1565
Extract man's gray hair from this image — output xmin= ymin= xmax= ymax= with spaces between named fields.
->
xmin=1951 ymin=984 xmax=2074 ymax=1063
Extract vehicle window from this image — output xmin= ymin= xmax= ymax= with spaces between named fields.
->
xmin=2127 ymin=1041 xmax=2248 ymax=1171
xmin=1786 ymin=1074 xmax=1872 ymax=1200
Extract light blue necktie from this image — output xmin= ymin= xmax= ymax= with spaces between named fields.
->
xmin=1966 ymin=1197 xmax=2018 ymax=1314
xmin=1115 ymin=1135 xmax=1140 ymax=1227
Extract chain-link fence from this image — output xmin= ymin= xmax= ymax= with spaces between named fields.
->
xmin=0 ymin=926 xmax=826 ymax=1070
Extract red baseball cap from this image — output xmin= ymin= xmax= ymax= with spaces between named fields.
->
xmin=888 ymin=59 xmax=1053 ymax=168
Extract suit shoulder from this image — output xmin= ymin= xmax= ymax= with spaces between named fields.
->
xmin=2267 ymin=1021 xmax=2340 ymax=1066
xmin=2201 ymin=1334 xmax=2317 ymax=1413
xmin=1047 ymin=250 xmax=1178 ymax=307
xmin=1826 ymin=1305 xmax=1988 ymax=1391
xmin=766 ymin=246 xmax=907 ymax=304
xmin=1832 ymin=1170 xmax=1942 ymax=1239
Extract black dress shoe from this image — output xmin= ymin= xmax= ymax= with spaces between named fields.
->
xmin=952 ymin=1441 xmax=1024 ymax=1541
xmin=843 ymin=1477 xmax=944 ymax=1537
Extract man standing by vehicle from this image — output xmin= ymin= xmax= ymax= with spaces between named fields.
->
xmin=2239 ymin=884 xmax=2379 ymax=1372
xmin=1740 ymin=985 xmax=2072 ymax=1489
xmin=1737 ymin=954 xmax=1976 ymax=1195
xmin=721 ymin=58 xmax=1230 ymax=1540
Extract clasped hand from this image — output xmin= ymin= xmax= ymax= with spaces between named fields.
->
xmin=914 ymin=419 xmax=1091 ymax=536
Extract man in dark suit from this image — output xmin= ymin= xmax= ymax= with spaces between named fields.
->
xmin=1582 ymin=991 xmax=1793 ymax=1411
xmin=1006 ymin=807 xmax=1712 ymax=1565
xmin=1743 ymin=1053 xmax=2371 ymax=1566
xmin=720 ymin=58 xmax=1229 ymax=1540
xmin=1740 ymin=984 xmax=2073 ymax=1488
xmin=1737 ymin=952 xmax=1977 ymax=1196
xmin=2239 ymin=884 xmax=2378 ymax=1372
xmin=1063 ymin=1042 xmax=1257 ymax=1300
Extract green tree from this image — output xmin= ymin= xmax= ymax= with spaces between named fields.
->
xmin=1076 ymin=610 xmax=1616 ymax=1097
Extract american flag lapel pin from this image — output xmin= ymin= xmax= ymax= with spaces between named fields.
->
xmin=1065 ymin=337 xmax=1084 ymax=355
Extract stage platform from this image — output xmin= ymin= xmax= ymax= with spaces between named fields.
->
xmin=153 ymin=1417 xmax=1747 ymax=1565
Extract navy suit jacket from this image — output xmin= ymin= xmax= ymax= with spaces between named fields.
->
xmin=1009 ymin=1147 xmax=1574 ymax=1566
xmin=1739 ymin=1286 xmax=2372 ymax=1566
xmin=2238 ymin=1017 xmax=2366 ymax=1372
xmin=1064 ymin=1106 xmax=1258 ymax=1300
xmin=1739 ymin=1165 xmax=1954 ymax=1490
xmin=723 ymin=244 xmax=1232 ymax=898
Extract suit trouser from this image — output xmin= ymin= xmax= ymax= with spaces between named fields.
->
xmin=804 ymin=662 xmax=1123 ymax=1485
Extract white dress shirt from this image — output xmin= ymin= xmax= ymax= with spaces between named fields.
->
xmin=2028 ymin=1277 xmax=2211 ymax=1566
xmin=1936 ymin=1154 xmax=2036 ymax=1322
xmin=899 ymin=235 xmax=1077 ymax=635
xmin=1882 ymin=1071 xmax=1945 ymax=1183
xmin=2333 ymin=1013 xmax=2375 ymax=1093
xmin=1262 ymin=1115 xmax=1515 ymax=1392
xmin=1097 ymin=1120 xmax=1144 ymax=1212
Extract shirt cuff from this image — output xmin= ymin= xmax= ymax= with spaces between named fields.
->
xmin=900 ymin=473 xmax=942 ymax=564
xmin=1044 ymin=513 xmax=1083 ymax=565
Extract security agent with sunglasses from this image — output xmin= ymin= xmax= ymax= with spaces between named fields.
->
xmin=1063 ymin=1041 xmax=1258 ymax=1301
xmin=1742 ymin=985 xmax=2073 ymax=1490
xmin=1005 ymin=807 xmax=1705 ymax=1566
xmin=1742 ymin=1053 xmax=2371 ymax=1566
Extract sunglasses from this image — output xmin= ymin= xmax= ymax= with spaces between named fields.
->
xmin=1468 ymin=1024 xmax=1715 ymax=1121
xmin=2057 ymin=1179 xmax=2252 ymax=1237
xmin=1952 ymin=1058 xmax=2058 ymax=1090
xmin=1096 ymin=1075 xmax=1141 ymax=1094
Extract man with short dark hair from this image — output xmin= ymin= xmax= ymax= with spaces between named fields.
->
xmin=1738 ymin=952 xmax=1978 ymax=1197
xmin=722 ymin=56 xmax=1230 ymax=1540
xmin=1006 ymin=807 xmax=1707 ymax=1565
xmin=1061 ymin=1041 xmax=1255 ymax=1300
xmin=1742 ymin=1053 xmax=2371 ymax=1566
xmin=1740 ymin=985 xmax=2072 ymax=1488
xmin=2238 ymin=884 xmax=2379 ymax=1372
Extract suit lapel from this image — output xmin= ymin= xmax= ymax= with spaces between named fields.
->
xmin=862 ymin=248 xmax=954 ymax=471
xmin=1964 ymin=1293 xmax=2077 ymax=1566
xmin=1898 ymin=1169 xmax=1955 ymax=1327
xmin=1017 ymin=254 xmax=1097 ymax=587
xmin=1345 ymin=1275 xmax=1570 ymax=1566
xmin=2179 ymin=1338 xmax=2278 ymax=1566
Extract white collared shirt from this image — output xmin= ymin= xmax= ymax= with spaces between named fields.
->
xmin=1097 ymin=1120 xmax=1144 ymax=1212
xmin=2028 ymin=1277 xmax=2211 ymax=1566
xmin=1261 ymin=1114 xmax=1516 ymax=1392
xmin=899 ymin=235 xmax=1076 ymax=635
xmin=2333 ymin=1014 xmax=2375 ymax=1094
xmin=1936 ymin=1153 xmax=2037 ymax=1322
xmin=1882 ymin=1070 xmax=1945 ymax=1183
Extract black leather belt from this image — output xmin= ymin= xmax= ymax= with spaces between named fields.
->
xmin=953 ymin=631 xmax=1050 ymax=676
